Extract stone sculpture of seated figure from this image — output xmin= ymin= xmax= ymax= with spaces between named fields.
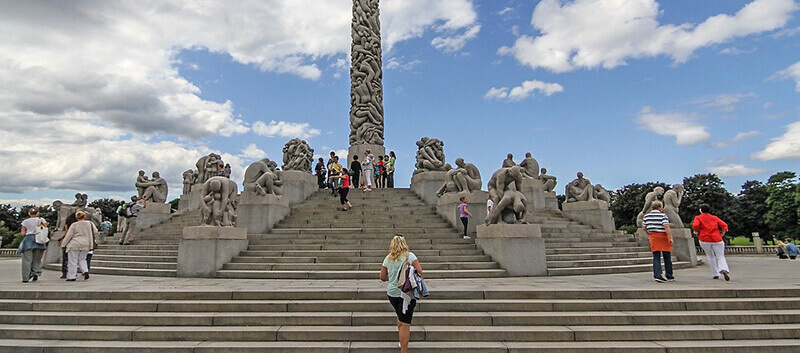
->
xmin=594 ymin=184 xmax=611 ymax=203
xmin=540 ymin=168 xmax=557 ymax=193
xmin=565 ymin=172 xmax=595 ymax=203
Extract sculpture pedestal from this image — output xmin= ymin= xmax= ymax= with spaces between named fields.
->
xmin=135 ymin=203 xmax=171 ymax=230
xmin=281 ymin=170 xmax=317 ymax=205
xmin=45 ymin=231 xmax=64 ymax=264
xmin=237 ymin=192 xmax=290 ymax=238
xmin=562 ymin=200 xmax=615 ymax=233
xmin=476 ymin=224 xmax=546 ymax=276
xmin=520 ymin=179 xmax=546 ymax=210
xmin=411 ymin=171 xmax=447 ymax=205
xmin=637 ymin=228 xmax=699 ymax=266
xmin=437 ymin=191 xmax=488 ymax=236
xmin=348 ymin=144 xmax=385 ymax=172
xmin=179 ymin=184 xmax=204 ymax=212
xmin=544 ymin=191 xmax=559 ymax=211
xmin=178 ymin=226 xmax=248 ymax=278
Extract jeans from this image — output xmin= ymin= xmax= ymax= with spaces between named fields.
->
xmin=387 ymin=172 xmax=394 ymax=188
xmin=317 ymin=173 xmax=326 ymax=189
xmin=61 ymin=248 xmax=69 ymax=275
xmin=461 ymin=217 xmax=469 ymax=236
xmin=652 ymin=251 xmax=673 ymax=279
xmin=699 ymin=241 xmax=729 ymax=276
xmin=351 ymin=173 xmax=360 ymax=189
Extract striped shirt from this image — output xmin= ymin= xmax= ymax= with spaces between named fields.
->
xmin=643 ymin=210 xmax=670 ymax=233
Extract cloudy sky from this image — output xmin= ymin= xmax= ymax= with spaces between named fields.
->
xmin=1 ymin=0 xmax=799 ymax=207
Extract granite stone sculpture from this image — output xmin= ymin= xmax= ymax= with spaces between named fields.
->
xmin=181 ymin=170 xmax=195 ymax=195
xmin=195 ymin=153 xmax=224 ymax=184
xmin=540 ymin=168 xmax=557 ymax=193
xmin=135 ymin=170 xmax=150 ymax=198
xmin=502 ymin=154 xmax=516 ymax=168
xmin=223 ymin=164 xmax=232 ymax=179
xmin=663 ymin=184 xmax=685 ymax=228
xmin=200 ymin=176 xmax=238 ymax=227
xmin=485 ymin=166 xmax=528 ymax=225
xmin=282 ymin=138 xmax=315 ymax=173
xmin=349 ymin=0 xmax=384 ymax=146
xmin=594 ymin=184 xmax=612 ymax=203
xmin=69 ymin=193 xmax=88 ymax=209
xmin=139 ymin=172 xmax=168 ymax=203
xmin=436 ymin=158 xmax=482 ymax=196
xmin=565 ymin=172 xmax=596 ymax=203
xmin=519 ymin=152 xmax=540 ymax=179
xmin=243 ymin=158 xmax=283 ymax=196
xmin=636 ymin=186 xmax=665 ymax=227
xmin=414 ymin=137 xmax=447 ymax=173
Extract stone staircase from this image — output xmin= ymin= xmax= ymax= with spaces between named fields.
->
xmin=217 ymin=188 xmax=506 ymax=279
xmin=1 ymin=287 xmax=798 ymax=352
xmin=527 ymin=210 xmax=693 ymax=276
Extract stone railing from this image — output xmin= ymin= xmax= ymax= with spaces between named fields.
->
xmin=696 ymin=245 xmax=779 ymax=255
xmin=0 ymin=248 xmax=18 ymax=257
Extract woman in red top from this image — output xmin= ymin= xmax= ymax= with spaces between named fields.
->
xmin=331 ymin=168 xmax=353 ymax=211
xmin=692 ymin=204 xmax=730 ymax=281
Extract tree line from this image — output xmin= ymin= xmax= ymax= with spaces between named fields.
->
xmin=610 ymin=171 xmax=800 ymax=243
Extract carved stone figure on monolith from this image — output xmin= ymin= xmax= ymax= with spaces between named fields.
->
xmin=243 ymin=158 xmax=282 ymax=196
xmin=519 ymin=152 xmax=540 ymax=179
xmin=200 ymin=176 xmax=238 ymax=227
xmin=565 ymin=172 xmax=596 ymax=203
xmin=282 ymin=138 xmax=315 ymax=173
xmin=663 ymin=184 xmax=685 ymax=228
xmin=636 ymin=186 xmax=665 ymax=227
xmin=349 ymin=0 xmax=384 ymax=147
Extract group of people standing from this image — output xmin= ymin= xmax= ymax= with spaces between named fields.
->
xmin=17 ymin=207 xmax=98 ymax=283
xmin=315 ymin=149 xmax=396 ymax=211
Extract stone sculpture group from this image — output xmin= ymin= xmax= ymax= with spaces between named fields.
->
xmin=414 ymin=137 xmax=447 ymax=173
xmin=200 ymin=176 xmax=238 ymax=227
xmin=564 ymin=172 xmax=609 ymax=204
xmin=243 ymin=158 xmax=282 ymax=197
xmin=636 ymin=184 xmax=685 ymax=228
xmin=486 ymin=165 xmax=529 ymax=225
xmin=135 ymin=170 xmax=168 ymax=203
xmin=282 ymin=138 xmax=314 ymax=173
xmin=436 ymin=158 xmax=482 ymax=196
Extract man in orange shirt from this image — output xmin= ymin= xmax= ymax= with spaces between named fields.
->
xmin=692 ymin=204 xmax=730 ymax=281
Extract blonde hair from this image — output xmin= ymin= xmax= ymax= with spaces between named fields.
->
xmin=75 ymin=211 xmax=86 ymax=220
xmin=387 ymin=235 xmax=409 ymax=261
xmin=651 ymin=200 xmax=663 ymax=209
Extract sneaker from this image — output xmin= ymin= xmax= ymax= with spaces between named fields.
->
xmin=32 ymin=275 xmax=38 ymax=282
xmin=666 ymin=277 xmax=675 ymax=282
xmin=713 ymin=276 xmax=719 ymax=280
xmin=123 ymin=242 xmax=131 ymax=245
xmin=654 ymin=277 xmax=667 ymax=283
xmin=463 ymin=236 xmax=471 ymax=239
xmin=83 ymin=272 xmax=90 ymax=280
xmin=118 ymin=241 xmax=124 ymax=245
xmin=720 ymin=270 xmax=730 ymax=281
xmin=66 ymin=279 xmax=76 ymax=282
xmin=60 ymin=273 xmax=67 ymax=279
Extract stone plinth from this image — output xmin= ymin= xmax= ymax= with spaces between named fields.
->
xmin=636 ymin=228 xmax=699 ymax=266
xmin=437 ymin=191 xmax=488 ymax=236
xmin=562 ymin=200 xmax=615 ymax=233
xmin=520 ymin=178 xmax=546 ymax=210
xmin=411 ymin=171 xmax=447 ymax=205
xmin=135 ymin=203 xmax=172 ymax=230
xmin=280 ymin=170 xmax=317 ymax=205
xmin=179 ymin=184 xmax=204 ymax=212
xmin=237 ymin=192 xmax=290 ymax=238
xmin=544 ymin=191 xmax=559 ymax=210
xmin=476 ymin=224 xmax=546 ymax=276
xmin=348 ymin=144 xmax=385 ymax=172
xmin=45 ymin=230 xmax=64 ymax=264
xmin=178 ymin=226 xmax=248 ymax=278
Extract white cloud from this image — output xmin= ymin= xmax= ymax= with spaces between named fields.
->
xmin=432 ymin=25 xmax=481 ymax=53
xmin=498 ymin=7 xmax=513 ymax=16
xmin=771 ymin=61 xmax=800 ymax=92
xmin=499 ymin=0 xmax=799 ymax=72
xmin=385 ymin=57 xmax=423 ymax=71
xmin=695 ymin=93 xmax=757 ymax=112
xmin=252 ymin=120 xmax=321 ymax=139
xmin=701 ymin=164 xmax=768 ymax=177
xmin=719 ymin=47 xmax=756 ymax=55
xmin=484 ymin=80 xmax=564 ymax=101
xmin=752 ymin=119 xmax=800 ymax=160
xmin=636 ymin=107 xmax=710 ymax=146
xmin=771 ymin=26 xmax=800 ymax=38
xmin=241 ymin=144 xmax=267 ymax=159
xmin=732 ymin=130 xmax=761 ymax=141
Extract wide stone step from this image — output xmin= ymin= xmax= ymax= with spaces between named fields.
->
xmin=546 ymin=246 xmax=651 ymax=254
xmin=99 ymin=245 xmax=179 ymax=251
xmin=546 ymin=257 xmax=656 ymax=268
xmin=88 ymin=260 xmax=177 ymax=270
xmin=245 ymin=243 xmax=477 ymax=251
xmin=221 ymin=261 xmax=499 ymax=271
xmin=230 ymin=255 xmax=494 ymax=264
xmin=546 ymin=251 xmax=654 ymax=261
xmin=238 ymin=249 xmax=483 ymax=257
xmin=90 ymin=255 xmax=177 ymax=263
xmin=215 ymin=269 xmax=507 ymax=279
xmin=547 ymin=261 xmax=694 ymax=276
xmin=96 ymin=250 xmax=178 ymax=256
xmin=259 ymin=233 xmax=463 ymax=240
xmin=250 ymin=238 xmax=474 ymax=246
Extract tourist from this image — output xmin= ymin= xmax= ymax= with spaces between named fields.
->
xmin=60 ymin=211 xmax=79 ymax=279
xmin=380 ymin=235 xmax=424 ymax=353
xmin=329 ymin=156 xmax=343 ymax=195
xmin=387 ymin=151 xmax=396 ymax=188
xmin=375 ymin=155 xmax=385 ymax=188
xmin=459 ymin=196 xmax=473 ymax=238
xmin=363 ymin=149 xmax=374 ymax=191
xmin=382 ymin=155 xmax=391 ymax=189
xmin=785 ymin=239 xmax=798 ymax=260
xmin=315 ymin=157 xmax=326 ymax=189
xmin=777 ymin=240 xmax=788 ymax=259
xmin=641 ymin=201 xmax=674 ymax=283
xmin=61 ymin=210 xmax=97 ymax=281
xmin=326 ymin=151 xmax=336 ymax=188
xmin=692 ymin=204 xmax=731 ymax=281
xmin=18 ymin=208 xmax=48 ymax=283
xmin=330 ymin=168 xmax=353 ymax=211
xmin=119 ymin=195 xmax=145 ymax=245
xmin=350 ymin=155 xmax=362 ymax=191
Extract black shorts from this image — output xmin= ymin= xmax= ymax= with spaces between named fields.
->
xmin=388 ymin=296 xmax=416 ymax=324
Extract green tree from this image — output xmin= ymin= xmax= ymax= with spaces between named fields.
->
xmin=0 ymin=204 xmax=20 ymax=233
xmin=679 ymin=174 xmax=735 ymax=229
xmin=765 ymin=171 xmax=800 ymax=239
xmin=19 ymin=205 xmax=58 ymax=229
xmin=730 ymin=180 xmax=769 ymax=240
xmin=88 ymin=198 xmax=124 ymax=222
xmin=169 ymin=198 xmax=180 ymax=213
xmin=610 ymin=182 xmax=670 ymax=228
xmin=0 ymin=221 xmax=18 ymax=248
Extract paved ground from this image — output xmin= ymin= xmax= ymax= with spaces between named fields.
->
xmin=1 ymin=255 xmax=798 ymax=292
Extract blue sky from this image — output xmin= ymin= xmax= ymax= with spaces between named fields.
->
xmin=1 ymin=0 xmax=799 ymax=207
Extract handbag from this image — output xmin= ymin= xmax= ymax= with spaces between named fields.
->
xmin=33 ymin=219 xmax=49 ymax=245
